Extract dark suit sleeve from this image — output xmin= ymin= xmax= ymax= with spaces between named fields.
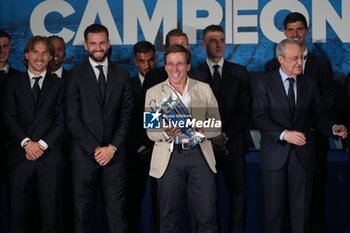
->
xmin=40 ymin=79 xmax=65 ymax=147
xmin=109 ymin=72 xmax=133 ymax=149
xmin=317 ymin=59 xmax=335 ymax=117
xmin=3 ymin=77 xmax=28 ymax=145
xmin=224 ymin=66 xmax=251 ymax=139
xmin=64 ymin=72 xmax=100 ymax=154
xmin=252 ymin=77 xmax=285 ymax=143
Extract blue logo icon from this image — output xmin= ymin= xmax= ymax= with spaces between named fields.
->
xmin=143 ymin=111 xmax=161 ymax=129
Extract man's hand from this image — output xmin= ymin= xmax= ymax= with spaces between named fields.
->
xmin=25 ymin=141 xmax=44 ymax=161
xmin=211 ymin=134 xmax=229 ymax=155
xmin=334 ymin=125 xmax=348 ymax=139
xmin=283 ymin=131 xmax=306 ymax=146
xmin=94 ymin=145 xmax=116 ymax=166
xmin=164 ymin=125 xmax=181 ymax=137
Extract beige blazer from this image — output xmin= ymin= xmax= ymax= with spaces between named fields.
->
xmin=145 ymin=78 xmax=221 ymax=178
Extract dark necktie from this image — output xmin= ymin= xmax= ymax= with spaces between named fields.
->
xmin=96 ymin=65 xmax=106 ymax=101
xmin=212 ymin=65 xmax=221 ymax=100
xmin=32 ymin=76 xmax=42 ymax=106
xmin=287 ymin=77 xmax=295 ymax=114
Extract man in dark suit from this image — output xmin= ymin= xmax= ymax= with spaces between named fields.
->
xmin=126 ymin=40 xmax=157 ymax=233
xmin=253 ymin=38 xmax=347 ymax=233
xmin=0 ymin=29 xmax=21 ymax=231
xmin=142 ymin=28 xmax=210 ymax=92
xmin=265 ymin=12 xmax=335 ymax=233
xmin=197 ymin=24 xmax=251 ymax=233
xmin=3 ymin=36 xmax=65 ymax=233
xmin=48 ymin=35 xmax=69 ymax=79
xmin=64 ymin=24 xmax=133 ymax=233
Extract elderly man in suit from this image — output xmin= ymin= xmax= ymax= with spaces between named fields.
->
xmin=253 ymin=38 xmax=347 ymax=233
xmin=64 ymin=24 xmax=133 ymax=233
xmin=145 ymin=44 xmax=221 ymax=233
xmin=265 ymin=13 xmax=336 ymax=232
xmin=197 ymin=24 xmax=251 ymax=233
xmin=3 ymin=36 xmax=65 ymax=233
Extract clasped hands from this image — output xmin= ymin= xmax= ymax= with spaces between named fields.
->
xmin=94 ymin=145 xmax=116 ymax=166
xmin=25 ymin=141 xmax=45 ymax=161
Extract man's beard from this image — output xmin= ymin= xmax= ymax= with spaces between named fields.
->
xmin=88 ymin=50 xmax=107 ymax=62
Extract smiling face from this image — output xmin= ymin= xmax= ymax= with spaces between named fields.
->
xmin=49 ymin=37 xmax=66 ymax=71
xmin=165 ymin=52 xmax=191 ymax=87
xmin=25 ymin=40 xmax=52 ymax=75
xmin=284 ymin=21 xmax=309 ymax=47
xmin=84 ymin=31 xmax=110 ymax=63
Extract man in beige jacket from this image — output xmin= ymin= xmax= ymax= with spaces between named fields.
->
xmin=145 ymin=44 xmax=221 ymax=233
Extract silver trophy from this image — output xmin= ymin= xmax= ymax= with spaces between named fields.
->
xmin=149 ymin=84 xmax=205 ymax=148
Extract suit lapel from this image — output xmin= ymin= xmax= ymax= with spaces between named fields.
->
xmin=271 ymin=72 xmax=293 ymax=122
xmin=20 ymin=73 xmax=36 ymax=113
xmin=103 ymin=65 xmax=116 ymax=108
xmin=36 ymin=74 xmax=53 ymax=110
xmin=293 ymin=75 xmax=305 ymax=122
xmin=85 ymin=63 xmax=104 ymax=107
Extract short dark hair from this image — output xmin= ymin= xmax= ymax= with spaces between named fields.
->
xmin=133 ymin=41 xmax=155 ymax=55
xmin=284 ymin=12 xmax=308 ymax=29
xmin=164 ymin=44 xmax=191 ymax=64
xmin=84 ymin=24 xmax=109 ymax=41
xmin=23 ymin=36 xmax=54 ymax=69
xmin=0 ymin=29 xmax=11 ymax=40
xmin=202 ymin=24 xmax=224 ymax=39
xmin=48 ymin=35 xmax=66 ymax=50
xmin=165 ymin=28 xmax=188 ymax=48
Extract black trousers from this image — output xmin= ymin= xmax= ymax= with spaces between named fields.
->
xmin=9 ymin=160 xmax=64 ymax=233
xmin=215 ymin=153 xmax=247 ymax=233
xmin=72 ymin=158 xmax=127 ymax=233
xmin=262 ymin=150 xmax=313 ymax=233
xmin=157 ymin=147 xmax=218 ymax=233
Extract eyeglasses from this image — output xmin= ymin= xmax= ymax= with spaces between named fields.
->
xmin=283 ymin=55 xmax=304 ymax=62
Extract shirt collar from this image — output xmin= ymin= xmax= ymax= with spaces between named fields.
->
xmin=279 ymin=68 xmax=296 ymax=82
xmin=89 ymin=57 xmax=108 ymax=69
xmin=0 ymin=64 xmax=9 ymax=73
xmin=206 ymin=57 xmax=224 ymax=68
xmin=53 ymin=66 xmax=63 ymax=78
xmin=138 ymin=72 xmax=145 ymax=86
xmin=27 ymin=70 xmax=47 ymax=80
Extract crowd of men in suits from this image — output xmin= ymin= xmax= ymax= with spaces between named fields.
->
xmin=0 ymin=11 xmax=350 ymax=233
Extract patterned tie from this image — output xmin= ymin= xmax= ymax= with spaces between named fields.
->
xmin=287 ymin=77 xmax=295 ymax=114
xmin=96 ymin=65 xmax=106 ymax=101
xmin=32 ymin=76 xmax=42 ymax=106
xmin=212 ymin=65 xmax=221 ymax=100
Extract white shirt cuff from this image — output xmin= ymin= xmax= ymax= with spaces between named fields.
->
xmin=20 ymin=137 xmax=31 ymax=148
xmin=38 ymin=140 xmax=48 ymax=150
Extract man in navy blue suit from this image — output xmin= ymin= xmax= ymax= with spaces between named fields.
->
xmin=65 ymin=24 xmax=133 ymax=233
xmin=3 ymin=35 xmax=65 ymax=233
xmin=265 ymin=13 xmax=336 ymax=232
xmin=253 ymin=38 xmax=347 ymax=233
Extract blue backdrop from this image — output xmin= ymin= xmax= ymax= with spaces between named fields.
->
xmin=0 ymin=0 xmax=349 ymax=77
